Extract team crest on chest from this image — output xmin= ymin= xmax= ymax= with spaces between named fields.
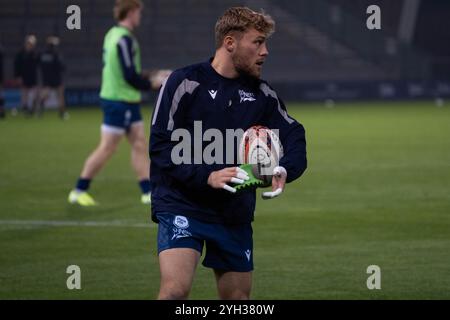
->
xmin=239 ymin=90 xmax=256 ymax=103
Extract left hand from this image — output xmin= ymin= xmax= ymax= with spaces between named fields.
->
xmin=262 ymin=166 xmax=287 ymax=200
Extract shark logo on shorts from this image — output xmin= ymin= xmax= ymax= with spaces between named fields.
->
xmin=173 ymin=215 xmax=189 ymax=229
xmin=171 ymin=228 xmax=192 ymax=240
xmin=172 ymin=215 xmax=191 ymax=240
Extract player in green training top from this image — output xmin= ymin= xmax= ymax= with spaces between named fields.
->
xmin=68 ymin=0 xmax=170 ymax=206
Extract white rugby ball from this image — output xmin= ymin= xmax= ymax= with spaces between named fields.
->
xmin=238 ymin=125 xmax=284 ymax=186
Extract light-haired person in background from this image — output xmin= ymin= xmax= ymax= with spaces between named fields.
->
xmin=68 ymin=0 xmax=170 ymax=206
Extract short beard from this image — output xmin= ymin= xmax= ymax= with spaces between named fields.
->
xmin=232 ymin=52 xmax=260 ymax=79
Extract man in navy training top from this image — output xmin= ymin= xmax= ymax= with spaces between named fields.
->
xmin=150 ymin=7 xmax=307 ymax=300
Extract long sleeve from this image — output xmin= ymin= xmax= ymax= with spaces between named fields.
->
xmin=150 ymin=71 xmax=214 ymax=189
xmin=117 ymin=36 xmax=151 ymax=91
xmin=260 ymin=82 xmax=307 ymax=183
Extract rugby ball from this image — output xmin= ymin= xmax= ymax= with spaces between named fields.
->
xmin=238 ymin=125 xmax=284 ymax=186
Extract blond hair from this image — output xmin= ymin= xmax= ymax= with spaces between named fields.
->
xmin=113 ymin=0 xmax=143 ymax=22
xmin=215 ymin=7 xmax=275 ymax=48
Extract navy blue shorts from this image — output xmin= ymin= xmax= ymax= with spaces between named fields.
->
xmin=101 ymin=99 xmax=142 ymax=134
xmin=156 ymin=212 xmax=253 ymax=272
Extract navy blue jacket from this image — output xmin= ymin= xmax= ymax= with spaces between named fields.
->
xmin=150 ymin=60 xmax=307 ymax=225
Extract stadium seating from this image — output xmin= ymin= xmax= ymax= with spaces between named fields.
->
xmin=0 ymin=0 xmax=443 ymax=88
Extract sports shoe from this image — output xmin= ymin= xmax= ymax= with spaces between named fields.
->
xmin=68 ymin=190 xmax=98 ymax=206
xmin=141 ymin=193 xmax=151 ymax=205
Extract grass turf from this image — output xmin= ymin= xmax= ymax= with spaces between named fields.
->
xmin=0 ymin=101 xmax=449 ymax=299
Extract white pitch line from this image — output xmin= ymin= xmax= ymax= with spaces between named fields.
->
xmin=0 ymin=219 xmax=155 ymax=229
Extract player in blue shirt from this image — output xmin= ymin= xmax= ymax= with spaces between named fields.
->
xmin=150 ymin=7 xmax=307 ymax=299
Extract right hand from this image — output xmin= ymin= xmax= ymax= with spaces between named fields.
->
xmin=207 ymin=167 xmax=249 ymax=193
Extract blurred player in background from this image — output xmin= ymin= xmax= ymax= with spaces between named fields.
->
xmin=68 ymin=0 xmax=170 ymax=206
xmin=14 ymin=35 xmax=40 ymax=116
xmin=38 ymin=36 xmax=69 ymax=119
xmin=150 ymin=7 xmax=307 ymax=299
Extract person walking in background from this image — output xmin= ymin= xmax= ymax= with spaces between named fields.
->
xmin=68 ymin=0 xmax=170 ymax=206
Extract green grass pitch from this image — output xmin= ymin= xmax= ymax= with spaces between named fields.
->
xmin=0 ymin=101 xmax=449 ymax=299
